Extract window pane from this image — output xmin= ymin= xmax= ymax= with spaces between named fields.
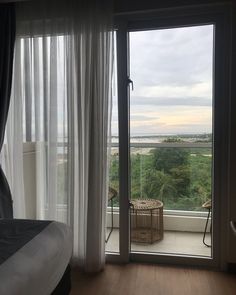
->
xmin=130 ymin=25 xmax=213 ymax=256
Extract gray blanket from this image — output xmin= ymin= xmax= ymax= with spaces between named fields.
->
xmin=0 ymin=219 xmax=51 ymax=265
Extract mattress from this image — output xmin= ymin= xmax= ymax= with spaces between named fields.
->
xmin=0 ymin=220 xmax=72 ymax=295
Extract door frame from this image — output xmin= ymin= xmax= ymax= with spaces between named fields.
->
xmin=106 ymin=3 xmax=231 ymax=270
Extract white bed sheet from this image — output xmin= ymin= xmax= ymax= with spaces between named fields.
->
xmin=0 ymin=221 xmax=72 ymax=295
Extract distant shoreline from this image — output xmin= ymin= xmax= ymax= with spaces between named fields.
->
xmin=111 ymin=133 xmax=212 ymax=144
xmin=112 ymin=133 xmax=212 ymax=138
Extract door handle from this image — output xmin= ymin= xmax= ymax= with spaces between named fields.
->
xmin=230 ymin=221 xmax=236 ymax=236
xmin=127 ymin=77 xmax=134 ymax=91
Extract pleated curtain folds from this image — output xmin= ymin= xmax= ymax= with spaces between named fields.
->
xmin=6 ymin=0 xmax=114 ymax=272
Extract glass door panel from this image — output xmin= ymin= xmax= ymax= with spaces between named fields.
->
xmin=129 ymin=25 xmax=214 ymax=256
xmin=106 ymin=33 xmax=120 ymax=253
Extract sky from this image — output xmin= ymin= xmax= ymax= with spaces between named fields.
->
xmin=112 ymin=24 xmax=214 ymax=136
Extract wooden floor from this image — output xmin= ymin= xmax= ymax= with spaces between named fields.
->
xmin=71 ymin=263 xmax=236 ymax=295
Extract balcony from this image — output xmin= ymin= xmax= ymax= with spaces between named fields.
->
xmin=3 ymin=141 xmax=211 ymax=257
xmin=106 ymin=141 xmax=212 ymax=256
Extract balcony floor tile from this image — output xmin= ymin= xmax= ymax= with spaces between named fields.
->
xmin=106 ymin=229 xmax=211 ymax=257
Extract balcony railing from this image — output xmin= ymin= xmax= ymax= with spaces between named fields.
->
xmin=109 ymin=141 xmax=212 ymax=212
xmin=108 ymin=141 xmax=212 ymax=232
xmin=111 ymin=142 xmax=211 ymax=148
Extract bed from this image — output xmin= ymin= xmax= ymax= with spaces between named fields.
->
xmin=0 ymin=219 xmax=72 ymax=295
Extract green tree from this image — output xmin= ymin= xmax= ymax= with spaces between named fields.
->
xmin=109 ymin=154 xmax=119 ymax=186
xmin=153 ymin=148 xmax=190 ymax=174
xmin=143 ymin=169 xmax=177 ymax=202
xmin=108 ymin=145 xmax=212 ymax=211
xmin=170 ymin=165 xmax=190 ymax=199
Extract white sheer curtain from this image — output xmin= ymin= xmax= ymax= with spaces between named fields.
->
xmin=7 ymin=0 xmax=113 ymax=272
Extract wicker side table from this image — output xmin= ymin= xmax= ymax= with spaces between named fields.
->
xmin=130 ymin=199 xmax=164 ymax=244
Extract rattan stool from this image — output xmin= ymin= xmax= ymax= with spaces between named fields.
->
xmin=130 ymin=199 xmax=164 ymax=244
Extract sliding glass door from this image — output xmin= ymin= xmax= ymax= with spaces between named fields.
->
xmin=106 ymin=8 xmax=230 ymax=269
xmin=129 ymin=25 xmax=213 ymax=257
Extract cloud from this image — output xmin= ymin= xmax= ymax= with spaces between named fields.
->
xmin=134 ymin=81 xmax=212 ymax=99
xmin=111 ymin=25 xmax=214 ymax=136
xmin=112 ymin=104 xmax=212 ymax=135
xmin=130 ymin=25 xmax=213 ymax=88
xmin=131 ymin=96 xmax=212 ymax=106
xmin=129 ymin=106 xmax=212 ymax=135
xmin=130 ymin=114 xmax=160 ymax=120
